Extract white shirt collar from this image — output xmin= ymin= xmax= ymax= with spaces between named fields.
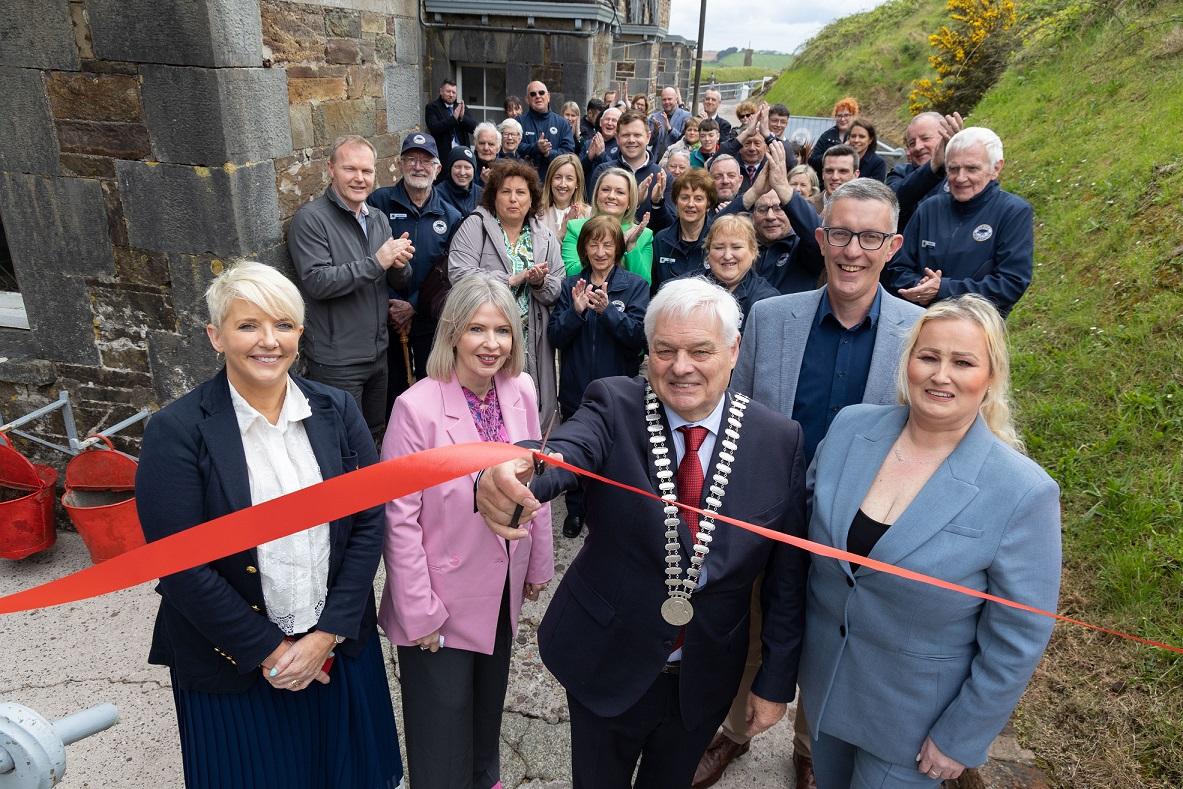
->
xmin=229 ymin=376 xmax=312 ymax=433
xmin=663 ymin=391 xmax=727 ymax=437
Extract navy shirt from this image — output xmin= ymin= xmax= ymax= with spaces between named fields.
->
xmin=792 ymin=288 xmax=882 ymax=463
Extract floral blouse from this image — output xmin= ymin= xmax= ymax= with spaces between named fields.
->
xmin=499 ymin=220 xmax=533 ymax=343
xmin=462 ymin=383 xmax=509 ymax=443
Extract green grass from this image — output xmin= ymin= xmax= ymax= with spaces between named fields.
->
xmin=764 ymin=0 xmax=947 ymax=135
xmin=761 ymin=0 xmax=1183 ymax=782
xmin=698 ymin=65 xmax=779 ymax=84
xmin=974 ymin=14 xmax=1183 ymax=779
xmin=715 ymin=51 xmax=794 ymax=68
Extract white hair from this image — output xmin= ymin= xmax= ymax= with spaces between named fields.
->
xmin=205 ymin=261 xmax=304 ymax=328
xmin=946 ymin=127 xmax=1004 ymax=169
xmin=645 ymin=277 xmax=741 ymax=346
xmin=474 ymin=121 xmax=501 ymax=148
xmin=498 ymin=117 xmax=523 ymax=136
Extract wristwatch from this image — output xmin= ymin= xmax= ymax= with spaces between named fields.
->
xmin=764 ymin=134 xmax=777 ymax=145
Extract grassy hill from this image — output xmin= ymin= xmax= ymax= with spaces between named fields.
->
xmin=770 ymin=0 xmax=1183 ymax=784
xmin=764 ymin=0 xmax=946 ymax=137
xmin=716 ymin=51 xmax=794 ymax=69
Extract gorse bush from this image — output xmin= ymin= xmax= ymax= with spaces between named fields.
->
xmin=909 ymin=0 xmax=1021 ymax=114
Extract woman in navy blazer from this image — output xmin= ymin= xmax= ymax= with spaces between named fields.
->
xmin=799 ymin=294 xmax=1061 ymax=788
xmin=135 ymin=262 xmax=402 ymax=789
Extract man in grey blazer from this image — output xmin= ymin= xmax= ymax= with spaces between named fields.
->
xmin=693 ymin=179 xmax=923 ymax=789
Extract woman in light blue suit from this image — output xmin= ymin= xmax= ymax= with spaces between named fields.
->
xmin=799 ymin=294 xmax=1061 ymax=787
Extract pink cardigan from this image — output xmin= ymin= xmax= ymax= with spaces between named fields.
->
xmin=378 ymin=371 xmax=554 ymax=654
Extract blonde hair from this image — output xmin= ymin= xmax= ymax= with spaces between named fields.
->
xmin=590 ymin=167 xmax=639 ymax=223
xmin=896 ymin=294 xmax=1023 ymax=452
xmin=329 ymin=134 xmax=375 ymax=163
xmin=788 ymin=163 xmax=819 ymax=195
xmin=705 ymin=214 xmax=757 ymax=257
xmin=205 ymin=261 xmax=304 ymax=328
xmin=540 ymin=153 xmax=588 ymax=213
xmin=426 ymin=275 xmax=525 ymax=381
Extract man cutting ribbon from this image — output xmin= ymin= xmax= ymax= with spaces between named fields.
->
xmin=476 ymin=277 xmax=809 ymax=788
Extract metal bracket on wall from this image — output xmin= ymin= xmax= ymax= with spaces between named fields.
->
xmin=0 ymin=391 xmax=151 ymax=456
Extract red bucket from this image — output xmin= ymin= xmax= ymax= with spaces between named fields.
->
xmin=0 ymin=434 xmax=58 ymax=560
xmin=62 ymin=436 xmax=144 ymax=564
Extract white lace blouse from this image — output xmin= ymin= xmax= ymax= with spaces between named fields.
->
xmin=229 ymin=377 xmax=330 ymax=636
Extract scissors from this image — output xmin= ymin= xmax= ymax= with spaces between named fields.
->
xmin=507 ymin=409 xmax=559 ymax=530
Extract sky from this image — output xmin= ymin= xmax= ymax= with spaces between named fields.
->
xmin=667 ymin=0 xmax=890 ymax=54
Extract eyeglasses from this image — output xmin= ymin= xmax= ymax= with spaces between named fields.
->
xmin=753 ymin=204 xmax=785 ymax=215
xmin=835 ymin=112 xmax=853 ymax=119
xmin=738 ymin=113 xmax=753 ymax=121
xmin=528 ymin=90 xmax=547 ymax=97
xmin=820 ymin=226 xmax=894 ymax=250
xmin=400 ymin=155 xmax=435 ymax=169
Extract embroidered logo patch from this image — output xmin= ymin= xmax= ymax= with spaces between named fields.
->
xmin=549 ymin=126 xmax=558 ymax=135
xmin=412 ymin=134 xmax=426 ymax=144
xmin=433 ymin=220 xmax=447 ymax=235
xmin=612 ymin=299 xmax=626 ymax=312
xmin=972 ymin=224 xmax=994 ymax=242
xmin=776 ymin=253 xmax=791 ymax=268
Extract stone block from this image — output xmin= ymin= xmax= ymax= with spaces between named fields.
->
xmin=285 ymin=64 xmax=346 ymax=79
xmin=345 ymin=66 xmax=365 ymax=100
xmin=0 ymin=67 xmax=61 ymax=175
xmin=361 ymin=12 xmax=386 ymax=34
xmin=326 ymin=37 xmax=362 ymax=65
xmin=288 ymin=76 xmax=348 ymax=104
xmin=0 ymin=0 xmax=79 ymax=70
xmin=91 ymin=283 xmax=177 ymax=342
xmin=116 ymin=160 xmax=282 ymax=258
xmin=46 ymin=72 xmax=142 ymax=123
xmin=79 ymin=59 xmax=138 ymax=76
xmin=374 ymin=33 xmax=395 ymax=63
xmin=88 ymin=0 xmax=263 ymax=67
xmin=290 ymin=104 xmax=314 ymax=149
xmin=275 ymin=153 xmax=329 ymax=219
xmin=393 ymin=16 xmax=420 ymax=64
xmin=140 ymin=65 xmax=292 ymax=165
xmin=147 ymin=328 xmax=220 ymax=401
xmin=21 ymin=275 xmax=100 ymax=364
xmin=56 ymin=119 xmax=152 ymax=160
xmin=262 ymin=0 xmax=327 ymax=64
xmin=375 ymin=155 xmax=398 ymax=188
xmin=312 ymin=98 xmax=375 ymax=146
xmin=552 ymin=34 xmax=591 ymax=65
xmin=371 ymin=132 xmax=399 ymax=159
xmin=98 ymin=338 xmax=151 ymax=373
xmin=101 ymin=178 xmax=129 ymax=248
xmin=325 ymin=8 xmax=361 ymax=38
xmin=69 ymin=2 xmax=94 ymax=60
xmin=0 ymin=173 xmax=116 ymax=278
xmin=0 ymin=358 xmax=56 ymax=386
xmin=383 ymin=65 xmax=421 ymax=139
xmin=58 ymin=154 xmax=116 ymax=179
xmin=113 ymin=247 xmax=172 ymax=287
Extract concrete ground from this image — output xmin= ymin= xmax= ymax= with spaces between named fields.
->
xmin=2 ymin=502 xmax=1040 ymax=788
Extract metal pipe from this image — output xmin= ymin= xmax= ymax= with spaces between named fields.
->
xmin=690 ymin=0 xmax=707 ymax=115
xmin=6 ymin=428 xmax=75 ymax=456
xmin=51 ymin=703 xmax=119 ymax=746
xmin=0 ymin=391 xmax=69 ymax=434
xmin=73 ymin=409 xmax=152 ymax=452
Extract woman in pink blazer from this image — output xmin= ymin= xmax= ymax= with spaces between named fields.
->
xmin=379 ymin=274 xmax=554 ymax=789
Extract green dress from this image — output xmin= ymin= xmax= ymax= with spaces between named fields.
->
xmin=561 ymin=216 xmax=654 ymax=283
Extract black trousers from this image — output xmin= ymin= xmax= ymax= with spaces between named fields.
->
xmin=567 ymin=671 xmax=730 ymax=789
xmin=304 ymin=354 xmax=388 ymax=441
xmin=396 ymin=586 xmax=512 ymax=789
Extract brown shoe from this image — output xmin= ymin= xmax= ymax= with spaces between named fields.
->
xmin=793 ymin=750 xmax=817 ymax=789
xmin=691 ymin=732 xmax=751 ymax=788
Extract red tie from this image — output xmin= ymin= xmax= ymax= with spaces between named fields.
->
xmin=676 ymin=426 xmax=708 ymax=539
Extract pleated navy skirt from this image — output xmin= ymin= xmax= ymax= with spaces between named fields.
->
xmin=171 ymin=633 xmax=403 ymax=789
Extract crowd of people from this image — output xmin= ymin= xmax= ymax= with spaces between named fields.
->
xmin=134 ymin=75 xmax=1055 ymax=789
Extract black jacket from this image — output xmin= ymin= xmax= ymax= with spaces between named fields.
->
xmin=754 ymin=190 xmax=824 ymax=295
xmin=366 ymin=182 xmax=461 ymax=312
xmin=651 ymin=221 xmax=710 ymax=295
xmin=886 ymin=160 xmax=946 ymax=234
xmin=439 ymin=179 xmax=482 ymax=218
xmin=424 ymin=96 xmax=476 ymax=155
xmin=138 ymin=372 xmax=383 ymax=692
xmin=808 ymin=125 xmax=847 ymax=180
xmin=548 ymin=266 xmax=649 ymax=415
xmin=859 ymin=149 xmax=888 ymax=183
xmin=698 ymin=269 xmax=780 ymax=332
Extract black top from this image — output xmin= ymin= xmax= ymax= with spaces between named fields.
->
xmin=848 ymin=508 xmax=891 ymax=573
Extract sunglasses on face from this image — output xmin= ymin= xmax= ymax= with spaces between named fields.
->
xmin=529 ymin=90 xmax=547 ymax=97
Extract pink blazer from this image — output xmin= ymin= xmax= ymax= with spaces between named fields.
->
xmin=377 ymin=371 xmax=554 ymax=655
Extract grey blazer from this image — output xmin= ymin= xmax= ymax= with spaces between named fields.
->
xmin=732 ymin=285 xmax=924 ymax=416
xmin=799 ymin=403 xmax=1061 ymax=768
xmin=448 ymin=206 xmax=564 ymax=421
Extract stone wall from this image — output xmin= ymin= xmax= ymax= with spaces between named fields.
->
xmin=0 ymin=0 xmax=421 ymax=463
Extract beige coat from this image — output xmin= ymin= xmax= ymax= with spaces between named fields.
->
xmin=447 ymin=206 xmax=563 ymax=422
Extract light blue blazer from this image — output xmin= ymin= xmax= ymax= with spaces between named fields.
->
xmin=798 ymin=403 xmax=1061 ymax=768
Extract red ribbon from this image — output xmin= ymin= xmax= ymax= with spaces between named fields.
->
xmin=0 ymin=442 xmax=1179 ymax=657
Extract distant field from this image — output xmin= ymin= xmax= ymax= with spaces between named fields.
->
xmin=715 ymin=51 xmax=794 ymax=68
xmin=697 ymin=66 xmax=778 ymax=84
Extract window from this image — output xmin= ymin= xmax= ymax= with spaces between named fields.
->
xmin=0 ymin=218 xmax=27 ymax=330
xmin=458 ymin=64 xmax=506 ymax=124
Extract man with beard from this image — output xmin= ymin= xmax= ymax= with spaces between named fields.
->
xmin=367 ymin=134 xmax=461 ymax=405
xmin=519 ymin=80 xmax=576 ymax=181
xmin=477 ymin=277 xmax=809 ymax=789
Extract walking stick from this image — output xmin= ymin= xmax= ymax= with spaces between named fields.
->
xmin=399 ymin=329 xmax=415 ymax=387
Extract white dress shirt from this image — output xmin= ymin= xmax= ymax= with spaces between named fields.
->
xmin=229 ymin=377 xmax=330 ymax=635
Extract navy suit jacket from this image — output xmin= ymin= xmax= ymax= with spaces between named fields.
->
xmin=530 ymin=376 xmax=809 ymax=728
xmin=136 ymin=371 xmax=384 ymax=692
xmin=799 ymin=404 xmax=1061 ymax=767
